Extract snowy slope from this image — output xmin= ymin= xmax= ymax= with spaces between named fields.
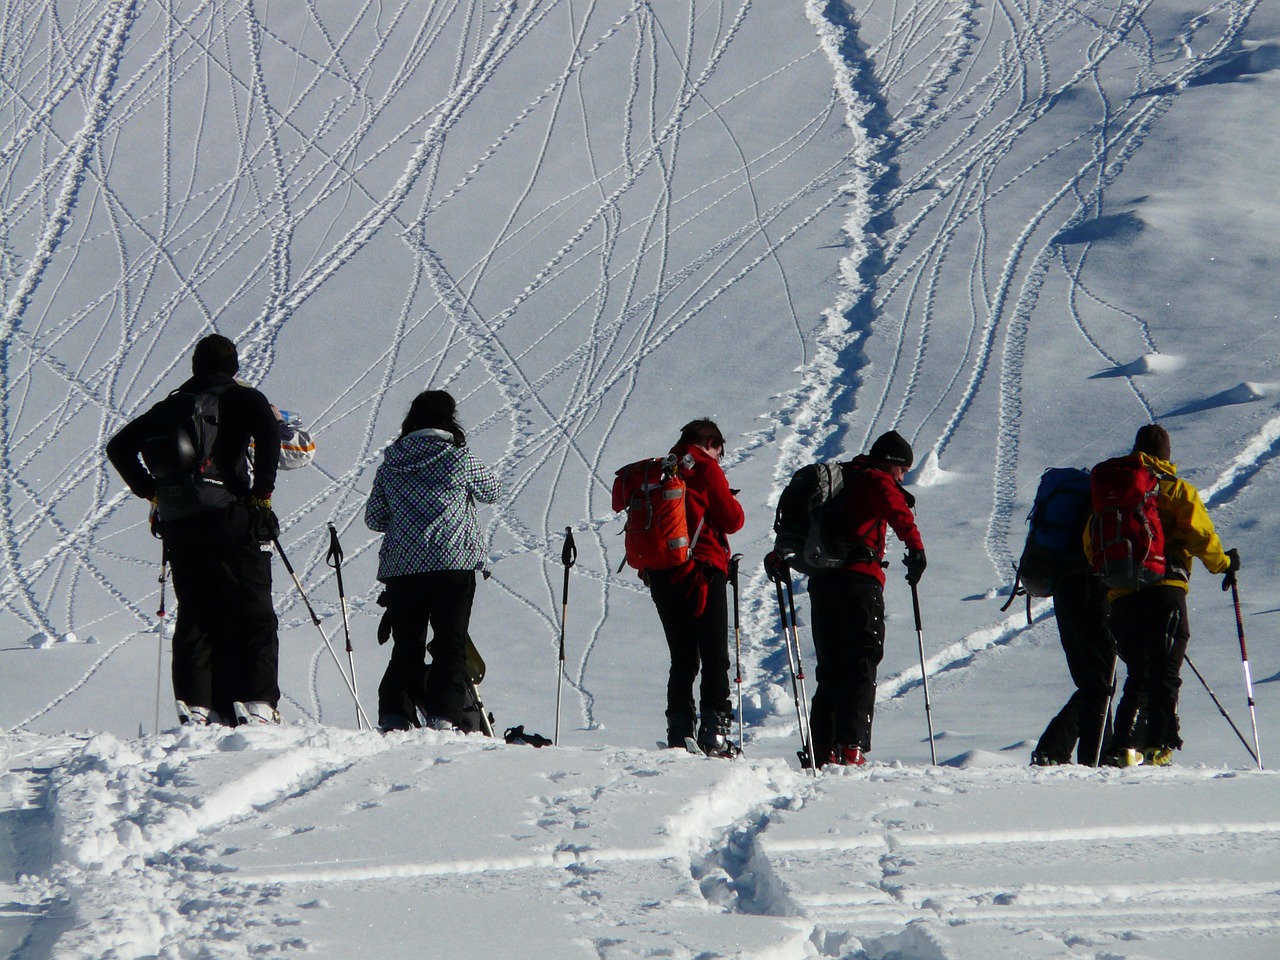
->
xmin=3 ymin=1 xmax=1280 ymax=958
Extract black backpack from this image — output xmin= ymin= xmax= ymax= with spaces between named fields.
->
xmin=773 ymin=462 xmax=873 ymax=575
xmin=139 ymin=384 xmax=237 ymax=521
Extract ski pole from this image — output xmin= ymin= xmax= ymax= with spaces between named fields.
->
xmin=1092 ymin=652 xmax=1118 ymax=768
xmin=1230 ymin=581 xmax=1264 ymax=769
xmin=156 ymin=541 xmax=168 ymax=734
xmin=1184 ymin=652 xmax=1258 ymax=766
xmin=729 ymin=553 xmax=744 ymax=752
xmin=157 ymin=541 xmax=169 ymax=619
xmin=326 ymin=524 xmax=365 ymax=729
xmin=783 ymin=571 xmax=816 ymax=769
xmin=773 ymin=559 xmax=816 ymax=775
xmin=555 ymin=527 xmax=576 ymax=745
xmin=273 ymin=538 xmax=374 ymax=730
xmin=910 ymin=582 xmax=938 ymax=765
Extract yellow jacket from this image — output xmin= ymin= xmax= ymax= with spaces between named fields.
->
xmin=1084 ymin=452 xmax=1230 ymax=600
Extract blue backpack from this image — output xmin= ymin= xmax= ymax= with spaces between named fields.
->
xmin=1008 ymin=467 xmax=1093 ymax=603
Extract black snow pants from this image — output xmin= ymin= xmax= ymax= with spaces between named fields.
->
xmin=649 ymin=564 xmax=730 ymax=744
xmin=165 ymin=504 xmax=280 ymax=721
xmin=377 ymin=570 xmax=482 ymax=731
xmin=1108 ymin=584 xmax=1190 ymax=752
xmin=1035 ymin=572 xmax=1115 ymax=764
xmin=807 ymin=571 xmax=886 ymax=760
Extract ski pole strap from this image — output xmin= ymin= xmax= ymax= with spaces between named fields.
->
xmin=911 ymin=582 xmax=924 ymax=633
xmin=326 ymin=523 xmax=343 ymax=567
xmin=561 ymin=527 xmax=576 ymax=606
xmin=999 ymin=562 xmax=1022 ymax=612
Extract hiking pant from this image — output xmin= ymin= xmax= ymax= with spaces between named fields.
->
xmin=164 ymin=504 xmax=279 ymax=720
xmin=377 ymin=570 xmax=481 ymax=731
xmin=1108 ymin=584 xmax=1190 ymax=751
xmin=807 ymin=571 xmax=885 ymax=758
xmin=1036 ymin=573 xmax=1115 ymax=764
xmin=648 ymin=564 xmax=730 ymax=743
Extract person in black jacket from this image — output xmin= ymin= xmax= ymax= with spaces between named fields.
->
xmin=107 ymin=335 xmax=282 ymax=726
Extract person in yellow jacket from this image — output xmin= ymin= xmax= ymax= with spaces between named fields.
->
xmin=1085 ymin=424 xmax=1240 ymax=766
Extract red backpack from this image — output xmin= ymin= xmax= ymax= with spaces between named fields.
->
xmin=1088 ymin=455 xmax=1166 ymax=589
xmin=612 ymin=454 xmax=703 ymax=572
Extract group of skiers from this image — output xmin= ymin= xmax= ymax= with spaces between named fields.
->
xmin=1028 ymin=424 xmax=1239 ymax=768
xmin=108 ymin=336 xmax=1238 ymax=769
xmin=108 ymin=335 xmax=496 ymax=733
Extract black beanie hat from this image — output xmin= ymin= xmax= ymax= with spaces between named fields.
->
xmin=869 ymin=430 xmax=914 ymax=468
xmin=192 ymin=334 xmax=240 ymax=377
xmin=1132 ymin=423 xmax=1171 ymax=462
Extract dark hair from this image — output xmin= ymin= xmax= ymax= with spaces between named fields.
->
xmin=401 ymin=390 xmax=465 ymax=446
xmin=191 ymin=334 xmax=239 ymax=377
xmin=1132 ymin=423 xmax=1171 ymax=462
xmin=678 ymin=418 xmax=725 ymax=450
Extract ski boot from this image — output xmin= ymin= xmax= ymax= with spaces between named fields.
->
xmin=665 ymin=710 xmax=696 ymax=750
xmin=1108 ymin=747 xmax=1145 ymax=768
xmin=1143 ymin=746 xmax=1174 ymax=767
xmin=696 ymin=712 xmax=742 ymax=759
xmin=232 ymin=701 xmax=281 ymax=725
xmin=176 ymin=700 xmax=224 ymax=726
xmin=830 ymin=744 xmax=866 ymax=767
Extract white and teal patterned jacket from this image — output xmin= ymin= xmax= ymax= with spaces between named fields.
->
xmin=365 ymin=428 xmax=501 ymax=579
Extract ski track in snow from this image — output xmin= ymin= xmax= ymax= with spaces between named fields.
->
xmin=5 ymin=726 xmax=1277 ymax=958
xmin=0 ymin=0 xmax=893 ymax=743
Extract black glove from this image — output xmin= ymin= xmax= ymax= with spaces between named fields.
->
xmin=504 ymin=725 xmax=553 ymax=747
xmin=903 ymin=548 xmax=927 ymax=585
xmin=247 ymin=497 xmax=280 ymax=543
xmin=763 ymin=550 xmax=789 ymax=583
xmin=1221 ymin=547 xmax=1240 ymax=591
xmin=375 ymin=590 xmax=393 ymax=644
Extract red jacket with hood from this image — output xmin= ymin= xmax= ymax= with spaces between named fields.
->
xmin=670 ymin=441 xmax=744 ymax=576
xmin=839 ymin=455 xmax=924 ymax=586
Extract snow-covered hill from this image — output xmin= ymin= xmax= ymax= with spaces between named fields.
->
xmin=3 ymin=1 xmax=1279 ymax=957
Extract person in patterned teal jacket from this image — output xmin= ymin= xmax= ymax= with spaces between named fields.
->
xmin=365 ymin=390 xmax=500 ymax=732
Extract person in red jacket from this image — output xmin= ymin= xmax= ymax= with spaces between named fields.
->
xmin=804 ymin=430 xmax=926 ymax=767
xmin=646 ymin=419 xmax=745 ymax=756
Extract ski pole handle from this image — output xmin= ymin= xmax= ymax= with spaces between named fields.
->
xmin=327 ymin=524 xmax=346 ymax=592
xmin=561 ymin=527 xmax=576 ymax=603
xmin=326 ymin=523 xmax=344 ymax=565
xmin=1232 ymin=581 xmax=1249 ymax=661
xmin=157 ymin=542 xmax=168 ymax=618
